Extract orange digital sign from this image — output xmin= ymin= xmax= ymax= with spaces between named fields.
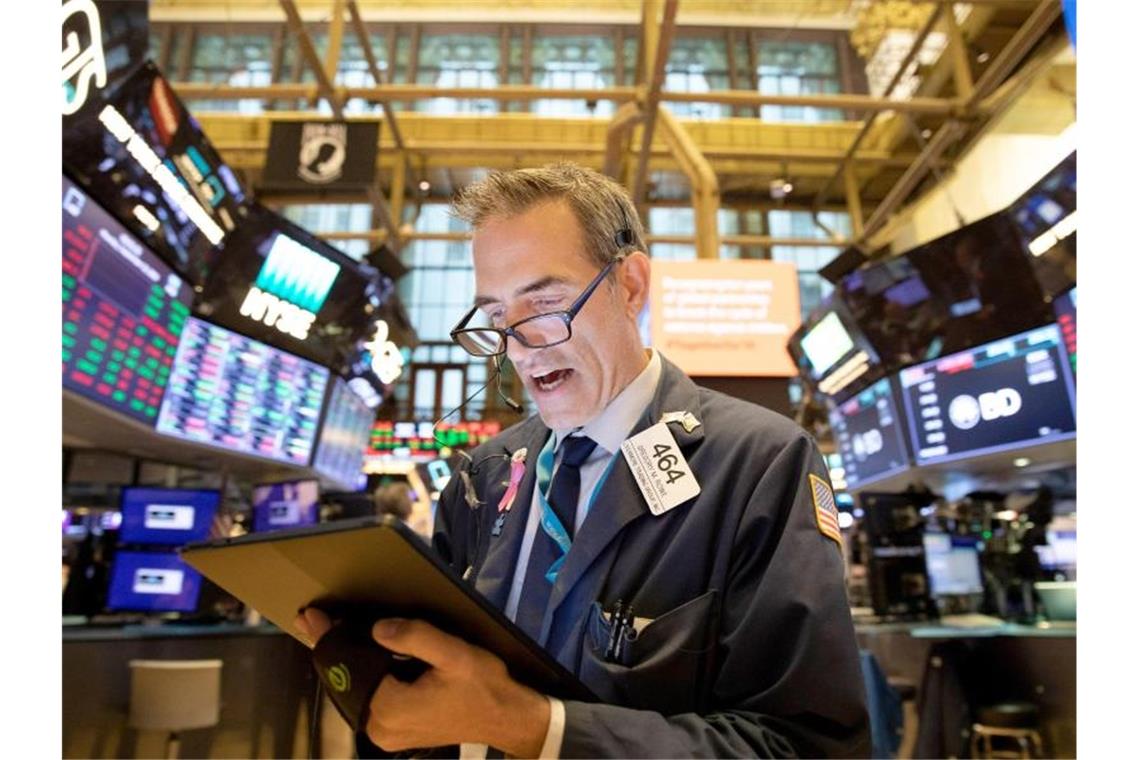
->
xmin=649 ymin=260 xmax=801 ymax=377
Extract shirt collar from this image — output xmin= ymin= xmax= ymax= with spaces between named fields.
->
xmin=553 ymin=348 xmax=662 ymax=455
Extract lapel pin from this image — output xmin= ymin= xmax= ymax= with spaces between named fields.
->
xmin=491 ymin=447 xmax=528 ymax=538
xmin=661 ymin=411 xmax=702 ymax=434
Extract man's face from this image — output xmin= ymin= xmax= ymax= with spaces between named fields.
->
xmin=470 ymin=200 xmax=644 ymax=430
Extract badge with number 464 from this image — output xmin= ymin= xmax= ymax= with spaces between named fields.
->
xmin=621 ymin=422 xmax=701 ymax=516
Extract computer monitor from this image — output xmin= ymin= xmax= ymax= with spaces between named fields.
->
xmin=155 ymin=317 xmax=330 ymax=465
xmin=106 ymin=550 xmax=203 ymax=613
xmin=62 ymin=175 xmax=195 ymax=425
xmin=1035 ymin=528 xmax=1077 ymax=571
xmin=119 ymin=487 xmax=220 ymax=546
xmin=828 ymin=377 xmax=911 ymax=490
xmin=251 ymin=480 xmax=320 ymax=533
xmin=923 ymin=533 xmax=985 ymax=596
xmin=898 ymin=324 xmax=1077 ymax=466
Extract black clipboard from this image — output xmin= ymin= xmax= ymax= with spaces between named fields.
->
xmin=180 ymin=515 xmax=596 ymax=702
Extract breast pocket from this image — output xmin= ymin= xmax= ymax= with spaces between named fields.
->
xmin=578 ymin=590 xmax=718 ymax=716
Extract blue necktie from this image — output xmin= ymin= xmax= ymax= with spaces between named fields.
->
xmin=515 ymin=435 xmax=597 ymax=640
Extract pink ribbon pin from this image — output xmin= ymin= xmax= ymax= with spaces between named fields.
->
xmin=496 ymin=447 xmax=528 ymax=514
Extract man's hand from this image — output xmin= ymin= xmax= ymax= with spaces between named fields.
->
xmin=293 ymin=609 xmax=550 ymax=757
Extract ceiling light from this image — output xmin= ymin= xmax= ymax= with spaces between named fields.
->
xmin=1014 ymin=457 xmax=1031 ymax=468
xmin=977 ymin=51 xmax=990 ymax=63
xmin=921 ymin=128 xmax=933 ymax=140
xmin=418 ymin=180 xmax=431 ymax=192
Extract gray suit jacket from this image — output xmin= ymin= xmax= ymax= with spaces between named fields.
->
xmin=427 ymin=357 xmax=870 ymax=758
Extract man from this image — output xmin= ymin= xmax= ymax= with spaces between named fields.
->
xmin=298 ymin=163 xmax=870 ymax=758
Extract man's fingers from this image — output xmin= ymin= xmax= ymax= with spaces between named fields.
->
xmin=293 ymin=607 xmax=333 ymax=648
xmin=372 ymin=618 xmax=469 ymax=669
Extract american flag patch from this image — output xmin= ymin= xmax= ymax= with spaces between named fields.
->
xmin=809 ymin=474 xmax=843 ymax=546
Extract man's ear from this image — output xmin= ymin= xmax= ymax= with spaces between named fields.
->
xmin=618 ymin=251 xmax=651 ymax=320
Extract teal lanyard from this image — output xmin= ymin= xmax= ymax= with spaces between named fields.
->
xmin=535 ymin=432 xmax=620 ymax=583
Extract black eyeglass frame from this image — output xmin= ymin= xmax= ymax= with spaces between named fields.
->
xmin=449 ymin=254 xmax=626 ymax=357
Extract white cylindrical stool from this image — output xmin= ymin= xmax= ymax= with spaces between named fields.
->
xmin=127 ymin=659 xmax=223 ymax=759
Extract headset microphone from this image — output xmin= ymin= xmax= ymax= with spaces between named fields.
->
xmin=493 ymin=357 xmax=525 ymax=414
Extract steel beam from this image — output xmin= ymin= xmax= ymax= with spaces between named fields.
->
xmin=811 ymin=3 xmax=944 ymax=211
xmin=168 ymin=80 xmax=964 ymax=114
xmin=316 ymin=229 xmax=845 ymax=249
xmin=325 ymin=0 xmax=345 ymax=86
xmin=861 ymin=0 xmax=1062 ymax=240
xmin=346 ymin=2 xmax=401 ymax=149
xmin=656 ymin=105 xmax=720 ymax=259
xmin=843 ymin=163 xmax=864 ymax=239
xmin=279 ymin=0 xmax=344 ymax=117
xmin=631 ymin=0 xmax=679 ymax=208
xmin=942 ymin=1 xmax=975 ymax=100
xmin=603 ymin=102 xmax=644 ymax=179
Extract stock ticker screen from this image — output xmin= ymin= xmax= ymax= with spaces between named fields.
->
xmin=156 ymin=317 xmax=329 ymax=465
xmin=899 ymin=324 xmax=1077 ymax=465
xmin=312 ymin=377 xmax=375 ymax=490
xmin=62 ymin=176 xmax=193 ymax=424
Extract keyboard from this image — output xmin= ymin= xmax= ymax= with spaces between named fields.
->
xmin=938 ymin=613 xmax=1007 ymax=629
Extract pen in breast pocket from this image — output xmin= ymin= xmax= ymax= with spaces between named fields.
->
xmin=606 ymin=600 xmax=625 ymax=662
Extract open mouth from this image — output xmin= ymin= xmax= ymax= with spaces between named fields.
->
xmin=532 ymin=368 xmax=573 ymax=392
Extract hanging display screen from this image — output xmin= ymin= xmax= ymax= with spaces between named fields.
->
xmin=312 ymin=377 xmax=374 ymax=491
xmin=828 ymin=377 xmax=911 ymax=489
xmin=63 ymin=61 xmax=248 ymax=285
xmin=898 ymin=324 xmax=1076 ymax=465
xmin=62 ymin=175 xmax=193 ymax=424
xmin=155 ymin=317 xmax=329 ymax=465
xmin=194 ymin=203 xmax=380 ymax=367
xmin=839 ymin=214 xmax=1051 ymax=370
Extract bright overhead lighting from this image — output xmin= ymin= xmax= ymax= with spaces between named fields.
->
xmin=418 ymin=180 xmax=432 ymax=192
xmin=1014 ymin=457 xmax=1031 ymax=468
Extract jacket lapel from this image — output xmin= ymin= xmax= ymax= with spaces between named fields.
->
xmin=472 ymin=416 xmax=551 ymax=611
xmin=541 ymin=357 xmax=706 ymax=640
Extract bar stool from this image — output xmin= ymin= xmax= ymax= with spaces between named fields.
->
xmin=128 ymin=659 xmax=223 ymax=759
xmin=969 ymin=702 xmax=1045 ymax=759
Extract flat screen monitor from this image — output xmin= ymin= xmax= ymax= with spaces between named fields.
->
xmin=251 ymin=480 xmax=320 ymax=532
xmin=1035 ymin=528 xmax=1077 ymax=570
xmin=1052 ymin=287 xmax=1076 ymax=377
xmin=1008 ymin=152 xmax=1076 ymax=299
xmin=62 ymin=175 xmax=194 ymax=425
xmin=107 ymin=550 xmax=203 ymax=613
xmin=899 ymin=324 xmax=1076 ymax=466
xmin=119 ymin=487 xmax=220 ymax=545
xmin=787 ymin=298 xmax=882 ymax=401
xmin=156 ymin=318 xmax=330 ymax=465
xmin=923 ymin=533 xmax=984 ymax=596
xmin=839 ymin=213 xmax=1052 ymax=369
xmin=62 ymin=61 xmax=248 ymax=286
xmin=828 ymin=377 xmax=911 ymax=489
xmin=313 ymin=377 xmax=374 ymax=491
xmin=193 ymin=204 xmax=381 ymax=366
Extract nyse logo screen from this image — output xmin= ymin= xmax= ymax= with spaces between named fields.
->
xmin=900 ymin=326 xmax=1076 ymax=465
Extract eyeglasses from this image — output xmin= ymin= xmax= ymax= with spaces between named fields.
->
xmin=449 ymin=256 xmax=624 ymax=358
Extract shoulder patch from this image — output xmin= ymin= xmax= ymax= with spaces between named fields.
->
xmin=808 ymin=474 xmax=843 ymax=546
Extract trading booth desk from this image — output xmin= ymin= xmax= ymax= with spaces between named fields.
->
xmin=62 ymin=620 xmax=314 ymax=759
xmin=856 ymin=620 xmax=1076 ymax=758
